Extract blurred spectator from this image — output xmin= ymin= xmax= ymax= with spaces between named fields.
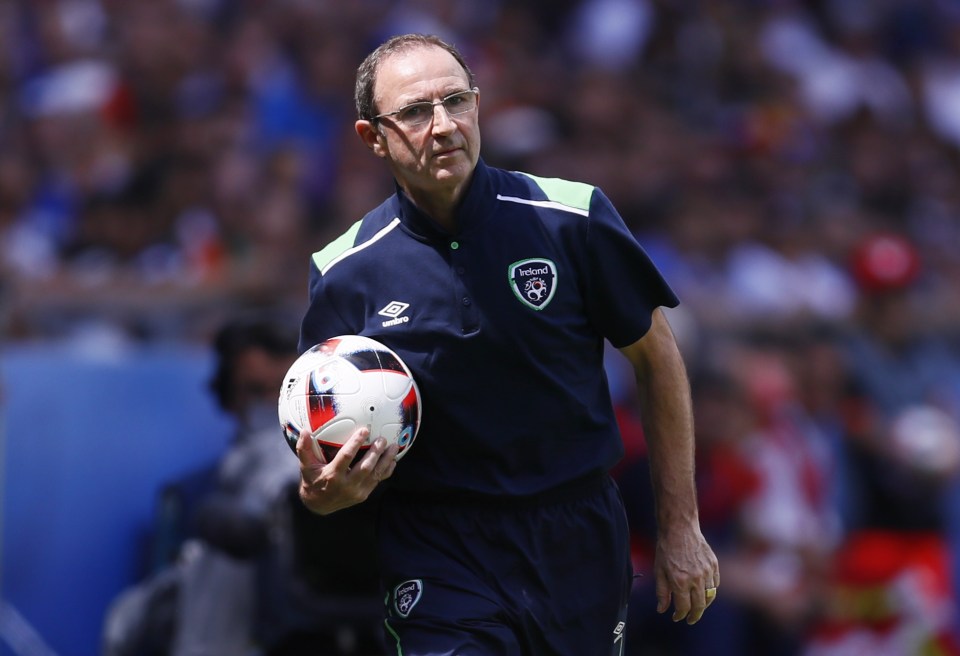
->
xmin=703 ymin=342 xmax=841 ymax=655
xmin=804 ymin=232 xmax=960 ymax=654
xmin=102 ymin=316 xmax=384 ymax=656
xmin=759 ymin=3 xmax=914 ymax=128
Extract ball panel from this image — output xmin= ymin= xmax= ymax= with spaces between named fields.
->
xmin=338 ymin=349 xmax=386 ymax=373
xmin=317 ymin=442 xmax=369 ymax=465
xmin=309 ymin=360 xmax=361 ymax=394
xmin=315 ymin=416 xmax=360 ymax=450
xmin=307 ymin=393 xmax=338 ymax=433
xmin=380 ymin=369 xmax=414 ymax=401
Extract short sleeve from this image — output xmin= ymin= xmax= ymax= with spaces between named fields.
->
xmin=583 ymin=189 xmax=679 ymax=347
xmin=298 ymin=261 xmax=353 ymax=353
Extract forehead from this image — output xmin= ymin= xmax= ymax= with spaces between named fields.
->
xmin=375 ymin=45 xmax=469 ymax=105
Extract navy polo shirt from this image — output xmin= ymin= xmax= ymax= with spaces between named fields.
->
xmin=299 ymin=159 xmax=678 ymax=496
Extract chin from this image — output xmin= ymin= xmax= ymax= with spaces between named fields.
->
xmin=430 ymin=165 xmax=468 ymax=185
xmin=434 ymin=154 xmax=475 ymax=178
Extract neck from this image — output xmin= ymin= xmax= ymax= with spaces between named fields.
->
xmin=401 ymin=179 xmax=469 ymax=232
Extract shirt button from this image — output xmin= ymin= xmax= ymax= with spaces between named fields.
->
xmin=456 ymin=266 xmax=465 ymax=275
xmin=450 ymin=241 xmax=460 ymax=250
xmin=462 ymin=297 xmax=471 ymax=306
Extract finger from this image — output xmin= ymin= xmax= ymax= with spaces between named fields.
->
xmin=332 ymin=427 xmax=370 ymax=471
xmin=384 ymin=443 xmax=400 ymax=474
xmin=671 ymin=588 xmax=692 ymax=623
xmin=687 ymin=606 xmax=705 ymax=624
xmin=705 ymin=586 xmax=718 ymax=608
xmin=373 ymin=443 xmax=401 ymax=482
xmin=705 ymin=560 xmax=720 ymax=609
xmin=686 ymin=590 xmax=709 ymax=625
xmin=357 ymin=437 xmax=388 ymax=477
xmin=655 ymin=571 xmax=671 ymax=615
xmin=296 ymin=427 xmax=325 ymax=466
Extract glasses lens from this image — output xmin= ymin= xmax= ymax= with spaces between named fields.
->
xmin=443 ymin=90 xmax=477 ymax=116
xmin=397 ymin=102 xmax=432 ymax=126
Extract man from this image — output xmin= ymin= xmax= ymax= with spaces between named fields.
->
xmin=295 ymin=33 xmax=718 ymax=655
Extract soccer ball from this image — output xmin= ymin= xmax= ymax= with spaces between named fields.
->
xmin=278 ymin=335 xmax=421 ymax=461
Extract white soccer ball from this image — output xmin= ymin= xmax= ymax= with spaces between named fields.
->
xmin=278 ymin=335 xmax=421 ymax=461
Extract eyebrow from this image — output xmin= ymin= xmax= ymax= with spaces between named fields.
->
xmin=397 ymin=88 xmax=471 ymax=106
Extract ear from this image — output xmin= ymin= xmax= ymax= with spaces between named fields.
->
xmin=356 ymin=120 xmax=386 ymax=158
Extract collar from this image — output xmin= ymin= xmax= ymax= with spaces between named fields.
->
xmin=392 ymin=158 xmax=495 ymax=240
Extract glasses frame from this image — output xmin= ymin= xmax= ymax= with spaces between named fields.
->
xmin=372 ymin=87 xmax=479 ymax=128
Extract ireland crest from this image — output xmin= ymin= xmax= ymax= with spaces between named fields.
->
xmin=509 ymin=258 xmax=557 ymax=310
xmin=393 ymin=579 xmax=423 ymax=618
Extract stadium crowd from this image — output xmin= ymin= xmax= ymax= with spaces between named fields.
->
xmin=3 ymin=0 xmax=960 ymax=653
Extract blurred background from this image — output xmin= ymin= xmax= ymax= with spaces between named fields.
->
xmin=3 ymin=0 xmax=960 ymax=654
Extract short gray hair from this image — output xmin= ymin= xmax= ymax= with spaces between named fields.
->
xmin=355 ymin=33 xmax=475 ymax=121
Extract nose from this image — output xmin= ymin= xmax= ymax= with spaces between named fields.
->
xmin=431 ymin=102 xmax=456 ymax=134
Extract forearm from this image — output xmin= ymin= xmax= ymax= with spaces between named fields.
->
xmin=622 ymin=310 xmax=700 ymax=535
xmin=636 ymin=351 xmax=699 ymax=535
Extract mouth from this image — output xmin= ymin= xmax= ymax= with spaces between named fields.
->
xmin=433 ymin=146 xmax=462 ymax=158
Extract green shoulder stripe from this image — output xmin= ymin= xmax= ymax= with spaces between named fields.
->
xmin=311 ymin=220 xmax=362 ymax=273
xmin=518 ymin=172 xmax=594 ymax=211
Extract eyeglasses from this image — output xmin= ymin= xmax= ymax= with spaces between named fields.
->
xmin=373 ymin=88 xmax=479 ymax=128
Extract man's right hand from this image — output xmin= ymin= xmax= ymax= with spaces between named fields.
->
xmin=297 ymin=426 xmax=399 ymax=515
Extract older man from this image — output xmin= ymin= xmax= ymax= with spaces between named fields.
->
xmin=295 ymin=33 xmax=718 ymax=656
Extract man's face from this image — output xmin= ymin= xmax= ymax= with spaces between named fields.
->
xmin=231 ymin=347 xmax=294 ymax=425
xmin=361 ymin=45 xmax=481 ymax=201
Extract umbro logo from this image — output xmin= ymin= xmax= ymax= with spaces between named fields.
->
xmin=378 ymin=301 xmax=410 ymax=327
